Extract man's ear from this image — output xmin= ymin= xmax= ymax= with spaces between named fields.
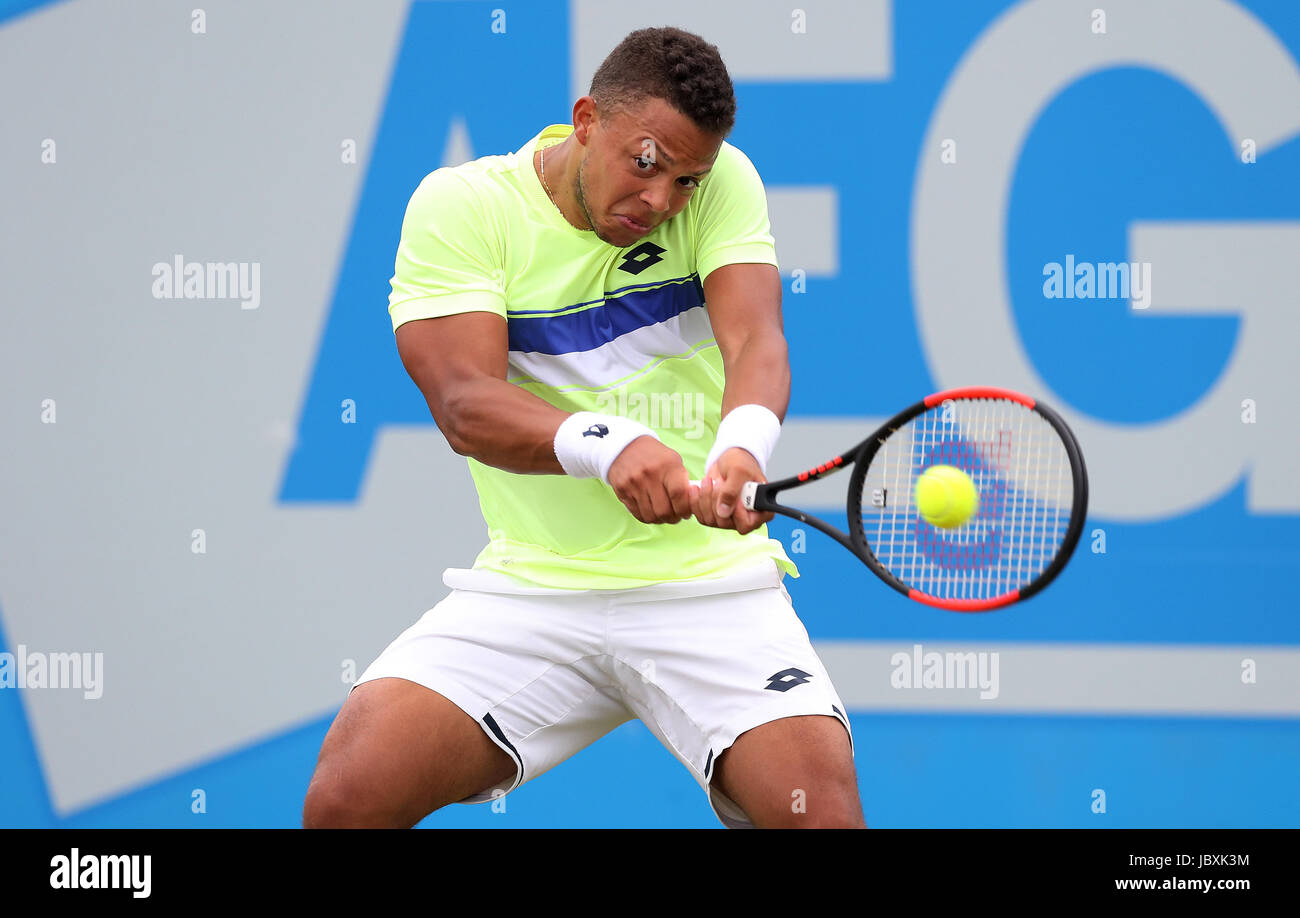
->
xmin=572 ymin=95 xmax=598 ymax=144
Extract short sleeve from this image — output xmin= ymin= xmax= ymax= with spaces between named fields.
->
xmin=387 ymin=168 xmax=507 ymax=332
xmin=691 ymin=142 xmax=779 ymax=284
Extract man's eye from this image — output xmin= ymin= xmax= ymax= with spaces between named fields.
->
xmin=678 ymin=176 xmax=700 ymax=190
xmin=633 ymin=155 xmax=655 ymax=172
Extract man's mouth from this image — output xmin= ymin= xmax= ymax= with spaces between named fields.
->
xmin=616 ymin=214 xmax=652 ymax=234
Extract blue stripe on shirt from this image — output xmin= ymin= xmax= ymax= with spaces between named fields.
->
xmin=507 ymin=275 xmax=705 ymax=355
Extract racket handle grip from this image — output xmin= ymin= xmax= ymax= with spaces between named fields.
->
xmin=687 ymin=480 xmax=762 ymax=511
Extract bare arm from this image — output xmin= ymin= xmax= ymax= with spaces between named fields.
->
xmin=692 ymin=262 xmax=789 ymax=534
xmin=395 ymin=312 xmax=566 ymax=474
xmin=708 ymin=263 xmax=790 ymax=421
xmin=395 ymin=311 xmax=693 ymax=522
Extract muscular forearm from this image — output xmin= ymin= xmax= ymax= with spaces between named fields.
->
xmin=435 ymin=377 xmax=568 ymax=474
xmin=720 ymin=331 xmax=790 ymax=421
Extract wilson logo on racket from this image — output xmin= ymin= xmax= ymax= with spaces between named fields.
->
xmin=737 ymin=386 xmax=1088 ymax=613
xmin=913 ymin=440 xmax=1011 ymax=570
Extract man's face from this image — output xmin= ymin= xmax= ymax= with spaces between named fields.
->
xmin=572 ymin=95 xmax=724 ymax=248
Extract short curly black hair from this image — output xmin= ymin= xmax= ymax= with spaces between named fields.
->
xmin=589 ymin=27 xmax=736 ymax=136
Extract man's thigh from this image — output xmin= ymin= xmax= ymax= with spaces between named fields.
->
xmin=303 ymin=677 xmax=516 ymax=828
xmin=711 ymin=713 xmax=864 ymax=828
xmin=305 ymin=586 xmax=629 ymax=828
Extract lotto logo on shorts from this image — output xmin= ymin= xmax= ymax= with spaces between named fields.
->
xmin=764 ymin=668 xmax=812 ymax=692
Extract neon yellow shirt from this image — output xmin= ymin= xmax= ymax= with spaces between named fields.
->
xmin=389 ymin=124 xmax=796 ymax=588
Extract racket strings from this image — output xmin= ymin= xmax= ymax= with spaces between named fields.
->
xmin=860 ymin=398 xmax=1074 ymax=600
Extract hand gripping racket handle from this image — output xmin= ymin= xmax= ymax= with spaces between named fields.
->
xmin=687 ymin=479 xmax=763 ymax=510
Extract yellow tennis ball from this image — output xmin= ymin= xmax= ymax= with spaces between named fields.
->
xmin=914 ymin=465 xmax=979 ymax=528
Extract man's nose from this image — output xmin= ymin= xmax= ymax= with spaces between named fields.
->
xmin=641 ymin=179 xmax=673 ymax=213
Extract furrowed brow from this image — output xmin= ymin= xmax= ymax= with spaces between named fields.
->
xmin=636 ymin=139 xmax=712 ymax=176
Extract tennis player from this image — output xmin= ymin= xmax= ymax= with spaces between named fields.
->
xmin=303 ymin=27 xmax=864 ymax=829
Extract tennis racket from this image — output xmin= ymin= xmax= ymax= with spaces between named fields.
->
xmin=739 ymin=386 xmax=1088 ymax=612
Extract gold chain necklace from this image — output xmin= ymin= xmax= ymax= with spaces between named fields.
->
xmin=539 ymin=145 xmax=557 ymax=208
xmin=539 ymin=142 xmax=585 ymax=231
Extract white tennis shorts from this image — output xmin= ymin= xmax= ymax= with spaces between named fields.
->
xmin=353 ymin=559 xmax=853 ymax=828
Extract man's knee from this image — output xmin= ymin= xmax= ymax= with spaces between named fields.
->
xmin=303 ymin=769 xmax=432 ymax=829
xmin=764 ymin=778 xmax=866 ymax=828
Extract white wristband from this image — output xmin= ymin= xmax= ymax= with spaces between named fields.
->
xmin=553 ymin=412 xmax=659 ymax=485
xmin=704 ymin=404 xmax=781 ymax=478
